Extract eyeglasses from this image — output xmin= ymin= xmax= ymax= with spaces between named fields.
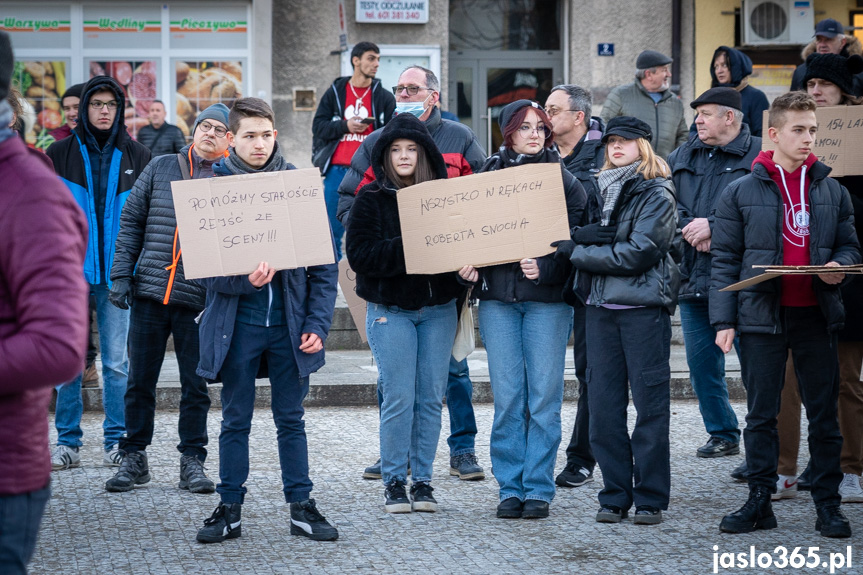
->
xmin=392 ymin=85 xmax=432 ymax=96
xmin=90 ymin=100 xmax=118 ymax=110
xmin=198 ymin=120 xmax=228 ymax=138
xmin=544 ymin=107 xmax=578 ymax=118
xmin=517 ymin=124 xmax=550 ymax=138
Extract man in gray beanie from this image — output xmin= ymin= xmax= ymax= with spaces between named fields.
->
xmin=601 ymin=49 xmax=688 ymax=158
xmin=0 ymin=30 xmax=89 ymax=572
xmin=105 ymin=103 xmax=232 ymax=494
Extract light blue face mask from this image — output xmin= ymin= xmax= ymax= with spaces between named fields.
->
xmin=395 ymin=98 xmax=428 ymax=118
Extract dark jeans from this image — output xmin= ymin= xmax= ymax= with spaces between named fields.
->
xmin=120 ymin=298 xmax=210 ymax=460
xmin=587 ymin=306 xmax=671 ymax=511
xmin=0 ymin=483 xmax=50 ymax=575
xmin=739 ymin=306 xmax=843 ymax=507
xmin=217 ymin=321 xmax=312 ymax=504
xmin=563 ymin=306 xmax=595 ymax=471
xmin=86 ymin=293 xmax=97 ymax=367
xmin=376 ymin=356 xmax=478 ymax=456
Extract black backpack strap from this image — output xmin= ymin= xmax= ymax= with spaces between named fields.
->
xmin=177 ymin=152 xmax=192 ymax=180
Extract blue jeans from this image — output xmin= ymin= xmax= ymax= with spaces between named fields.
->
xmin=55 ymin=283 xmax=129 ymax=450
xmin=479 ymin=300 xmax=572 ymax=503
xmin=367 ymin=300 xmax=457 ymax=484
xmin=679 ymin=299 xmax=740 ymax=443
xmin=586 ymin=306 xmax=671 ymax=511
xmin=323 ymin=165 xmax=348 ymax=261
xmin=0 ymin=483 xmax=50 ymax=575
xmin=217 ymin=322 xmax=313 ymax=504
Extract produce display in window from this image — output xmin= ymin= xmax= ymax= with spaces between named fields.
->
xmin=12 ymin=61 xmax=66 ymax=150
xmin=175 ymin=61 xmax=242 ymax=137
xmin=89 ymin=60 xmax=158 ymax=140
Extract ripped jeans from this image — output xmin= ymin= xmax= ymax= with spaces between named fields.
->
xmin=366 ymin=300 xmax=457 ymax=485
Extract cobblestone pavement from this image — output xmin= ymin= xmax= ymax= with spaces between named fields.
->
xmin=33 ymin=401 xmax=862 ymax=575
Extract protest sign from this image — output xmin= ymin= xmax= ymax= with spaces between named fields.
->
xmin=720 ymin=264 xmax=863 ymax=291
xmin=396 ymin=163 xmax=571 ymax=275
xmin=338 ymin=259 xmax=367 ymax=343
xmin=762 ymin=106 xmax=863 ymax=176
xmin=171 ymin=168 xmax=334 ymax=280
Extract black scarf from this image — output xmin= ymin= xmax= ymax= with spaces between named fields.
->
xmin=483 ymin=145 xmax=561 ymax=171
xmin=219 ymin=140 xmax=292 ymax=174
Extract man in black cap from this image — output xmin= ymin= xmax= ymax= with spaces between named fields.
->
xmin=600 ymin=49 xmax=688 ymax=159
xmin=667 ymin=87 xmax=761 ymax=460
xmin=790 ymin=18 xmax=863 ymax=95
xmin=50 ymin=82 xmax=85 ymax=142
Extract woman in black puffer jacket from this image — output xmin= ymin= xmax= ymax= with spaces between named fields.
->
xmin=346 ymin=114 xmax=462 ymax=515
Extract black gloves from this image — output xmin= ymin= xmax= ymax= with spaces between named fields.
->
xmin=573 ymin=223 xmax=617 ymax=245
xmin=551 ymin=240 xmax=575 ymax=259
xmin=108 ymin=279 xmax=133 ymax=310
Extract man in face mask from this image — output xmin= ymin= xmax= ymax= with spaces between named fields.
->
xmin=336 ymin=65 xmax=490 ymax=484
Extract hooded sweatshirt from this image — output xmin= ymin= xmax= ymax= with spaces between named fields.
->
xmin=752 ymin=150 xmax=818 ymax=307
xmin=710 ymin=46 xmax=770 ymax=137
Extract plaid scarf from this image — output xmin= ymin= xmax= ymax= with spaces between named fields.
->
xmin=595 ymin=160 xmax=641 ymax=225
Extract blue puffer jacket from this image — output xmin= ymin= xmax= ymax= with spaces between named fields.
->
xmin=46 ymin=76 xmax=151 ymax=286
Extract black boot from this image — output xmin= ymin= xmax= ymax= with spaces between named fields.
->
xmin=816 ymin=505 xmax=852 ymax=538
xmin=196 ymin=503 xmax=242 ymax=543
xmin=719 ymin=485 xmax=777 ymax=533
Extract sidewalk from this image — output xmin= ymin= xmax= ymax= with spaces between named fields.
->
xmin=33 ymin=401 xmax=860 ymax=574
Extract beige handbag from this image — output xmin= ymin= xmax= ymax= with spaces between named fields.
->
xmin=452 ymin=288 xmax=475 ymax=361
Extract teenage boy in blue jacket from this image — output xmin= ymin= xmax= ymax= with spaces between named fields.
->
xmin=194 ymin=98 xmax=339 ymax=543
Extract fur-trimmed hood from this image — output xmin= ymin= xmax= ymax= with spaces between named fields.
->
xmin=801 ymin=35 xmax=863 ymax=61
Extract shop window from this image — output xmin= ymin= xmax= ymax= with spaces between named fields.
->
xmin=173 ymin=60 xmax=244 ymax=139
xmin=11 ymin=60 xmax=69 ymax=149
xmin=87 ymin=60 xmax=158 ymax=140
xmin=449 ymin=0 xmax=560 ymax=51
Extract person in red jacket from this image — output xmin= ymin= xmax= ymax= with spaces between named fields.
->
xmin=0 ymin=31 xmax=89 ymax=573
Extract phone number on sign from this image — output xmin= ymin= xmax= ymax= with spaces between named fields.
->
xmin=713 ymin=546 xmax=853 ymax=573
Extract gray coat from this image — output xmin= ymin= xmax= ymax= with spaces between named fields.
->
xmin=600 ymin=80 xmax=688 ymax=159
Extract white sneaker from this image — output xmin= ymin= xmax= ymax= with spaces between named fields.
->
xmin=51 ymin=445 xmax=81 ymax=471
xmin=772 ymin=474 xmax=798 ymax=500
xmin=839 ymin=473 xmax=863 ymax=503
xmin=103 ymin=444 xmax=123 ymax=467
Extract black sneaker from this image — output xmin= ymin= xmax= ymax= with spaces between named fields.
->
xmin=522 ymin=500 xmax=549 ymax=519
xmin=555 ymin=463 xmax=594 ymax=488
xmin=363 ymin=458 xmax=382 ymax=480
xmin=730 ymin=461 xmax=748 ymax=483
xmin=179 ymin=454 xmax=215 ymax=494
xmin=410 ymin=481 xmax=438 ymax=512
xmin=105 ymin=451 xmax=150 ymax=492
xmin=596 ymin=505 xmax=628 ymax=523
xmin=449 ymin=453 xmax=485 ymax=481
xmin=290 ymin=499 xmax=339 ymax=541
xmin=496 ymin=497 xmax=523 ymax=519
xmin=196 ymin=503 xmax=242 ymax=543
xmin=633 ymin=505 xmax=662 ymax=525
xmin=384 ymin=479 xmax=411 ymax=513
xmin=816 ymin=505 xmax=852 ymax=538
xmin=696 ymin=437 xmax=740 ymax=458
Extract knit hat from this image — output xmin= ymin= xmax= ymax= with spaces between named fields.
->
xmin=803 ymin=53 xmax=863 ymax=96
xmin=193 ymin=103 xmax=230 ymax=134
xmin=814 ymin=18 xmax=846 ymax=39
xmin=602 ymin=116 xmax=653 ymax=143
xmin=61 ymin=83 xmax=85 ymax=102
xmin=690 ymin=87 xmax=742 ymax=111
xmin=498 ymin=99 xmax=543 ymax=132
xmin=370 ymin=113 xmax=447 ymax=184
xmin=0 ymin=31 xmax=13 ymax=102
xmin=636 ymin=50 xmax=672 ymax=70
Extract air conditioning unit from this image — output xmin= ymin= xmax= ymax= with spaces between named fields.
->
xmin=742 ymin=0 xmax=814 ymax=45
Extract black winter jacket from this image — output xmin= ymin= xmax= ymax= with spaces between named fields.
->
xmin=837 ymin=175 xmax=863 ymax=341
xmin=311 ymin=77 xmax=395 ymax=174
xmin=472 ymin=148 xmax=587 ymax=305
xmin=709 ymin=160 xmax=861 ymax=334
xmin=706 ymin=47 xmax=770 ymax=137
xmin=136 ymin=123 xmax=186 ymax=157
xmin=346 ymin=114 xmax=463 ymax=310
xmin=111 ymin=145 xmax=207 ymax=310
xmin=570 ymin=175 xmax=680 ymax=314
xmin=668 ymin=124 xmax=761 ymax=301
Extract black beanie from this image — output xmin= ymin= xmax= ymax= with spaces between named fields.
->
xmin=803 ymin=53 xmax=863 ymax=96
xmin=498 ymin=99 xmax=543 ymax=132
xmin=690 ymin=87 xmax=742 ymax=111
xmin=370 ymin=113 xmax=448 ymax=183
xmin=0 ymin=31 xmax=13 ymax=102
xmin=61 ymin=83 xmax=86 ymax=102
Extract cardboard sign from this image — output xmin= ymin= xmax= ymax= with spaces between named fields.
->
xmin=338 ymin=259 xmax=367 ymax=343
xmin=720 ymin=264 xmax=863 ymax=291
xmin=171 ymin=168 xmax=335 ymax=280
xmin=396 ymin=163 xmax=571 ymax=275
xmin=761 ymin=106 xmax=863 ymax=176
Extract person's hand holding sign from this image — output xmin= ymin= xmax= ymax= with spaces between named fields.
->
xmin=248 ymin=261 xmax=276 ymax=287
xmin=520 ymin=258 xmax=540 ymax=281
xmin=818 ymin=261 xmax=845 ymax=285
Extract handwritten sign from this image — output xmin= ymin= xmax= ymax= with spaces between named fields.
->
xmin=396 ymin=163 xmax=571 ymax=275
xmin=171 ymin=168 xmax=335 ymax=280
xmin=338 ymin=260 xmax=367 ymax=343
xmin=762 ymin=106 xmax=863 ymax=176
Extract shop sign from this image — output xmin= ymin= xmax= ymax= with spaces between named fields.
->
xmin=0 ymin=6 xmax=71 ymax=49
xmin=82 ymin=7 xmax=161 ymax=49
xmin=169 ymin=6 xmax=248 ymax=50
xmin=355 ymin=0 xmax=429 ymax=24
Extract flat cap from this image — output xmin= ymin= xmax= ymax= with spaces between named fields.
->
xmin=602 ymin=116 xmax=653 ymax=143
xmin=690 ymin=87 xmax=742 ymax=111
xmin=636 ymin=50 xmax=672 ymax=70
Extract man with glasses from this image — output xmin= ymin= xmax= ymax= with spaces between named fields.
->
xmin=544 ymin=84 xmax=607 ymax=490
xmin=600 ymin=50 xmax=688 ymax=159
xmin=312 ymin=41 xmax=395 ymax=261
xmin=46 ymin=75 xmax=151 ymax=471
xmin=104 ymin=104 xmax=232 ymax=493
xmin=337 ymin=65 xmax=488 ymax=482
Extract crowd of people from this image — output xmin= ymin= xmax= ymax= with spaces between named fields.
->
xmin=3 ymin=19 xmax=863 ymax=572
